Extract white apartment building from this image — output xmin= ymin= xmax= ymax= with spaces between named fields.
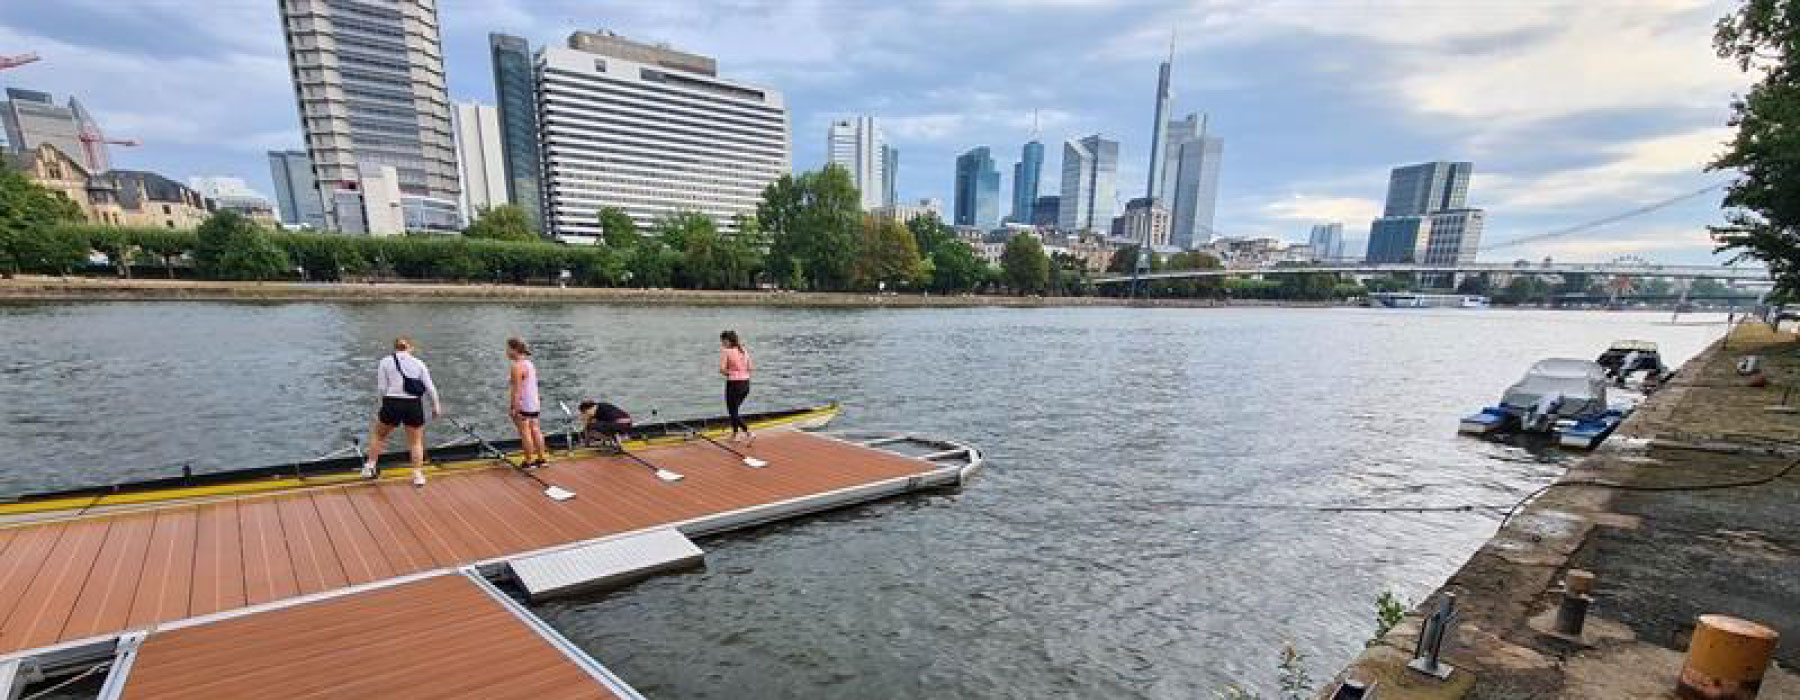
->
xmin=827 ymin=115 xmax=886 ymax=210
xmin=537 ymin=31 xmax=791 ymax=239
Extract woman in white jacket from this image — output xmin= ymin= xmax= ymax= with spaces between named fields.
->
xmin=360 ymin=337 xmax=443 ymax=486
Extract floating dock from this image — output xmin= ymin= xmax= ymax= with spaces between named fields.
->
xmin=0 ymin=427 xmax=981 ymax=698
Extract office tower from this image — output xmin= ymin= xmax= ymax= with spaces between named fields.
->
xmin=882 ymin=144 xmax=899 ymax=208
xmin=538 ymin=30 xmax=789 ymax=238
xmin=827 ymin=115 xmax=886 ymax=210
xmin=1144 ymin=51 xmax=1173 ymax=200
xmin=279 ymin=0 xmax=460 ymax=233
xmin=1162 ymin=113 xmax=1223 ymax=248
xmin=1012 ymin=140 xmax=1043 ymax=223
xmin=1308 ymin=223 xmax=1345 ymax=261
xmin=1057 ymin=134 xmax=1118 ymax=232
xmin=1366 ymin=161 xmax=1484 ymax=276
xmin=953 ymin=146 xmax=1001 ymax=229
xmin=490 ymin=33 xmax=544 ymax=233
xmin=452 ymin=102 xmax=507 ymax=219
xmin=266 ymin=150 xmax=330 ymax=229
xmin=1122 ymin=197 xmax=1171 ymax=248
xmin=1032 ymin=195 xmax=1060 ymax=227
xmin=1382 ymin=161 xmax=1472 ymax=217
xmin=1 ymin=88 xmax=109 ymax=171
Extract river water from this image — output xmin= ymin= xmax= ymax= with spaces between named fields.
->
xmin=0 ymin=302 xmax=1729 ymax=698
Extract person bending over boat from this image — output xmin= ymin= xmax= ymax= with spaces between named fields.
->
xmin=719 ymin=330 xmax=754 ymax=443
xmin=578 ymin=400 xmax=633 ymax=451
xmin=507 ymin=337 xmax=548 ymax=469
xmin=361 ymin=337 xmax=442 ymax=486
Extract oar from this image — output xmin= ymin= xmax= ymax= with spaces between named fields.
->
xmin=662 ymin=411 xmax=768 ymax=468
xmin=446 ymin=417 xmax=577 ymax=501
xmin=563 ymin=401 xmax=684 ymax=482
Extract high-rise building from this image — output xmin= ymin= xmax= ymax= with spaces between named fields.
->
xmin=1057 ymin=134 xmax=1118 ymax=232
xmin=1382 ymin=161 xmax=1472 ymax=217
xmin=953 ymin=146 xmax=1001 ymax=229
xmin=827 ymin=116 xmax=887 ymax=210
xmin=881 ymin=144 xmax=899 ymax=209
xmin=267 ymin=150 xmax=329 ymax=229
xmin=538 ymin=30 xmax=789 ymax=238
xmin=1 ymin=88 xmax=109 ymax=172
xmin=452 ymin=102 xmax=507 ymax=219
xmin=1011 ymin=140 xmax=1043 ymax=224
xmin=1366 ymin=161 xmax=1484 ymax=278
xmin=279 ymin=0 xmax=460 ymax=234
xmin=1162 ymin=113 xmax=1223 ymax=248
xmin=1308 ymin=222 xmax=1345 ymax=261
xmin=1032 ymin=195 xmax=1060 ymax=227
xmin=1144 ymin=52 xmax=1173 ymax=201
xmin=490 ymin=33 xmax=544 ymax=233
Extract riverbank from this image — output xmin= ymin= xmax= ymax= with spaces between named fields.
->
xmin=1325 ymin=322 xmax=1800 ymax=699
xmin=0 ymin=275 xmax=1341 ymax=307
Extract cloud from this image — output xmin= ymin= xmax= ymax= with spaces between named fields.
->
xmin=1259 ymin=194 xmax=1383 ymax=226
xmin=1482 ymin=127 xmax=1732 ymax=212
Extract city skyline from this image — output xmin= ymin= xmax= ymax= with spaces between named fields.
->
xmin=0 ymin=1 xmax=1749 ymax=262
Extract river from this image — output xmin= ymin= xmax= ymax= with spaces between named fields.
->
xmin=0 ymin=302 xmax=1729 ymax=698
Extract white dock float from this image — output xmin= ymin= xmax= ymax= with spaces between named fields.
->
xmin=509 ymin=527 xmax=706 ymax=601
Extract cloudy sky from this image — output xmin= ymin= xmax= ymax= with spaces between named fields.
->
xmin=0 ymin=0 xmax=1753 ymax=263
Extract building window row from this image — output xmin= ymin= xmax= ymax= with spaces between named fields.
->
xmin=541 ymin=126 xmax=787 ymax=167
xmin=539 ymin=96 xmax=788 ymax=149
xmin=539 ymin=68 xmax=785 ymax=124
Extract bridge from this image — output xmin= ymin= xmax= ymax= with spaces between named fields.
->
xmin=1090 ymin=262 xmax=1772 ymax=285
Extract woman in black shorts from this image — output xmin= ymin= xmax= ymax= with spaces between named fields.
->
xmin=360 ymin=337 xmax=443 ymax=486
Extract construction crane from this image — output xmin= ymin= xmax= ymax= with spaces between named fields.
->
xmin=0 ymin=53 xmax=39 ymax=71
xmin=78 ymin=128 xmax=138 ymax=172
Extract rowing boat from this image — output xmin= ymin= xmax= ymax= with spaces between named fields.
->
xmin=0 ymin=402 xmax=840 ymax=519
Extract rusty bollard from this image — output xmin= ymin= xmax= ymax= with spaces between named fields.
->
xmin=1678 ymin=614 xmax=1778 ymax=699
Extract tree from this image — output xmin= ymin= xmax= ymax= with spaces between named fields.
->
xmin=0 ymin=167 xmax=85 ymax=277
xmin=595 ymin=206 xmax=639 ymax=251
xmin=1711 ymin=1 xmax=1800 ymax=298
xmin=1106 ymin=244 xmax=1160 ymax=274
xmin=1000 ymin=233 xmax=1050 ymax=295
xmin=854 ymin=216 xmax=924 ymax=290
xmin=133 ymin=229 xmax=196 ymax=279
xmin=758 ymin=165 xmax=860 ymax=291
xmin=927 ymin=238 xmax=985 ymax=293
xmin=195 ymin=211 xmax=289 ymax=280
xmin=1455 ymin=273 xmax=1491 ymax=295
xmin=463 ymin=204 xmax=535 ymax=241
xmin=906 ymin=214 xmax=956 ymax=256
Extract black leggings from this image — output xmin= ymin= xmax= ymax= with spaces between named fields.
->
xmin=725 ymin=380 xmax=751 ymax=432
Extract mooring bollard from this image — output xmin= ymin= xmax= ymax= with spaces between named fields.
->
xmin=1407 ymin=593 xmax=1459 ymax=680
xmin=1678 ymin=614 xmax=1778 ymax=700
xmin=1555 ymin=570 xmax=1595 ymax=638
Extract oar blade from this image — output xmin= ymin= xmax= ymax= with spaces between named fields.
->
xmin=544 ymin=485 xmax=577 ymax=501
xmin=655 ymin=469 xmax=685 ymax=482
xmin=742 ymin=457 xmax=769 ymax=468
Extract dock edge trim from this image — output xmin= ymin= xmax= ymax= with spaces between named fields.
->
xmin=460 ymin=567 xmax=648 ymax=700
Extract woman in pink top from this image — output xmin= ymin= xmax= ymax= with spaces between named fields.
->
xmin=719 ymin=330 xmax=754 ymax=442
xmin=507 ymin=337 xmax=548 ymax=468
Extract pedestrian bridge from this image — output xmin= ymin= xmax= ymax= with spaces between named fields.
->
xmin=1091 ymin=262 xmax=1771 ymax=285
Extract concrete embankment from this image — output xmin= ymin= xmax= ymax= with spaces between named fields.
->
xmin=0 ymin=276 xmax=1344 ymax=308
xmin=1324 ymin=322 xmax=1800 ymax=699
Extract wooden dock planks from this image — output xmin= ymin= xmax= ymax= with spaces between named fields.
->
xmin=0 ymin=430 xmax=945 ymax=656
xmin=119 ymin=573 xmax=621 ymax=700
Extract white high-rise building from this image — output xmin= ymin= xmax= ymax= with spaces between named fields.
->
xmin=538 ymin=30 xmax=790 ymax=239
xmin=827 ymin=115 xmax=886 ymax=210
xmin=452 ymin=102 xmax=507 ymax=219
xmin=278 ymin=0 xmax=461 ymax=233
xmin=1057 ymin=134 xmax=1118 ymax=232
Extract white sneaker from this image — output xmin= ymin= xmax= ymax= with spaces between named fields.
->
xmin=360 ymin=464 xmax=378 ymax=479
xmin=412 ymin=469 xmax=426 ymax=487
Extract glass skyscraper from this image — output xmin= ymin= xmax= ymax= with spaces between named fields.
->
xmin=1366 ymin=161 xmax=1484 ymax=278
xmin=490 ymin=33 xmax=543 ymax=234
xmin=1057 ymin=134 xmax=1117 ymax=232
xmin=1383 ymin=161 xmax=1471 ymax=217
xmin=953 ymin=146 xmax=1000 ymax=229
xmin=1011 ymin=140 xmax=1043 ymax=224
xmin=1161 ymin=113 xmax=1223 ymax=248
xmin=266 ymin=149 xmax=330 ymax=229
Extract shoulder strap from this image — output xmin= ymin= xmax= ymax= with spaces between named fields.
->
xmin=392 ymin=353 xmax=411 ymax=380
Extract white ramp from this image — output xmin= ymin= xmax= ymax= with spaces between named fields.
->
xmin=509 ymin=528 xmax=704 ymax=601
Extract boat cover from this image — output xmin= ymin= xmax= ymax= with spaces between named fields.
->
xmin=1500 ymin=358 xmax=1609 ymax=418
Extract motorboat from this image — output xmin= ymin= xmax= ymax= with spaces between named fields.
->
xmin=1595 ymin=340 xmax=1666 ymax=386
xmin=1459 ymin=359 xmax=1630 ymax=449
